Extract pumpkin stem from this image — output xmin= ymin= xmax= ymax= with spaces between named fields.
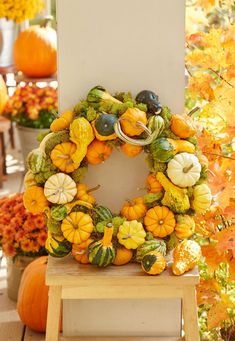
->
xmin=183 ymin=164 xmax=194 ymax=173
xmin=87 ymin=184 xmax=101 ymax=194
xmin=41 ymin=15 xmax=53 ymax=28
xmin=102 ymin=223 xmax=114 ymax=246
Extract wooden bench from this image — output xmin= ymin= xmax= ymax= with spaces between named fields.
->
xmin=45 ymin=256 xmax=200 ymax=341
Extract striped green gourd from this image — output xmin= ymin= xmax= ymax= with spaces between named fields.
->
xmin=88 ymin=223 xmax=116 ymax=267
xmin=94 ymin=205 xmax=113 ymax=221
xmin=136 ymin=239 xmax=166 ymax=262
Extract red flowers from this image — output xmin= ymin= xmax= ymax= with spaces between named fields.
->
xmin=0 ymin=193 xmax=47 ymax=257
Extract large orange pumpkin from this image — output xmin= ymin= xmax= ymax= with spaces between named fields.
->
xmin=17 ymin=256 xmax=61 ymax=332
xmin=0 ymin=75 xmax=8 ymax=114
xmin=14 ymin=21 xmax=57 ymax=78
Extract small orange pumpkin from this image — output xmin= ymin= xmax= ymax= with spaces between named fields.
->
xmin=50 ymin=141 xmax=77 ymax=173
xmin=76 ymin=183 xmax=100 ymax=205
xmin=72 ymin=238 xmax=93 ymax=264
xmin=112 ymin=247 xmax=133 ymax=265
xmin=86 ymin=139 xmax=112 ymax=165
xmin=17 ymin=256 xmax=62 ymax=332
xmin=146 ymin=174 xmax=163 ymax=193
xmin=144 ymin=205 xmax=176 ymax=238
xmin=120 ymin=143 xmax=143 ymax=157
xmin=170 ymin=114 xmax=196 ymax=139
xmin=121 ymin=197 xmax=147 ymax=221
xmin=23 ymin=186 xmax=48 ymax=213
xmin=120 ymin=108 xmax=147 ymax=136
xmin=0 ymin=75 xmax=8 ymax=114
xmin=14 ymin=21 xmax=57 ymax=77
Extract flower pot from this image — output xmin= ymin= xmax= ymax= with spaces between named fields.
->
xmin=6 ymin=255 xmax=36 ymax=301
xmin=16 ymin=125 xmax=49 ymax=169
xmin=0 ymin=19 xmax=18 ymax=67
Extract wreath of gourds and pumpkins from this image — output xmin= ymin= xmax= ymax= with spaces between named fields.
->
xmin=23 ymin=86 xmax=212 ymax=276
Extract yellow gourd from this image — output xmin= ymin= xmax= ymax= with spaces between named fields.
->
xmin=50 ymin=111 xmax=74 ymax=132
xmin=117 ymin=220 xmax=146 ymax=249
xmin=61 ymin=212 xmax=94 ymax=244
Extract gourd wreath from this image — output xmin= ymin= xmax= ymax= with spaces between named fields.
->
xmin=23 ymin=86 xmax=211 ymax=276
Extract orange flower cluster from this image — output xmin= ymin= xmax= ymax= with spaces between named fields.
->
xmin=3 ymin=84 xmax=58 ymax=121
xmin=0 ymin=193 xmax=47 ymax=257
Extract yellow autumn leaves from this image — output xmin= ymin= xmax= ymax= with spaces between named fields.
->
xmin=0 ymin=0 xmax=44 ymax=23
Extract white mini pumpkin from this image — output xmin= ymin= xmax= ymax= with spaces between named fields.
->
xmin=44 ymin=173 xmax=77 ymax=204
xmin=191 ymin=184 xmax=212 ymax=213
xmin=167 ymin=152 xmax=201 ymax=188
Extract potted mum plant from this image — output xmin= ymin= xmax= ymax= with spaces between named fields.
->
xmin=0 ymin=192 xmax=47 ymax=300
xmin=3 ymin=84 xmax=58 ymax=166
xmin=0 ymin=0 xmax=44 ymax=66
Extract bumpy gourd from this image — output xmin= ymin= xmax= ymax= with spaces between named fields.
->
xmin=61 ymin=212 xmax=94 ymax=244
xmin=144 ymin=205 xmax=176 ymax=238
xmin=88 ymin=223 xmax=116 ymax=267
xmin=136 ymin=239 xmax=167 ymax=262
xmin=117 ymin=220 xmax=146 ymax=249
xmin=172 ymin=240 xmax=201 ymax=275
xmin=121 ymin=197 xmax=147 ymax=221
xmin=44 ymin=173 xmax=77 ymax=204
xmin=141 ymin=251 xmax=166 ymax=275
xmin=156 ymin=172 xmax=190 ymax=214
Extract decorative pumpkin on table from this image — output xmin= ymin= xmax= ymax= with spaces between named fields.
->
xmin=23 ymin=85 xmax=210 ymax=276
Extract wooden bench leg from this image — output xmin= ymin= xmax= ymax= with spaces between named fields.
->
xmin=182 ymin=286 xmax=200 ymax=341
xmin=46 ymin=286 xmax=62 ymax=341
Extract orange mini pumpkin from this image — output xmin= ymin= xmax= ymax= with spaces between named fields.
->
xmin=113 ymin=247 xmax=133 ymax=265
xmin=76 ymin=183 xmax=100 ymax=205
xmin=23 ymin=186 xmax=48 ymax=213
xmin=50 ymin=141 xmax=77 ymax=173
xmin=121 ymin=197 xmax=147 ymax=221
xmin=72 ymin=238 xmax=93 ymax=264
xmin=144 ymin=205 xmax=176 ymax=238
xmin=86 ymin=139 xmax=112 ymax=165
xmin=170 ymin=114 xmax=196 ymax=139
xmin=120 ymin=108 xmax=147 ymax=136
xmin=120 ymin=143 xmax=143 ymax=157
xmin=146 ymin=174 xmax=163 ymax=193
